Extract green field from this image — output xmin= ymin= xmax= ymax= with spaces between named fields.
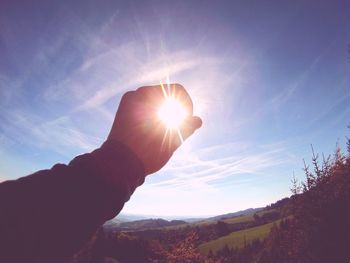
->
xmin=164 ymin=215 xmax=254 ymax=230
xmin=222 ymin=214 xmax=254 ymax=224
xmin=198 ymin=219 xmax=281 ymax=255
xmin=206 ymin=209 xmax=276 ymax=225
xmin=164 ymin=209 xmax=276 ymax=230
xmin=163 ymin=215 xmax=253 ymax=230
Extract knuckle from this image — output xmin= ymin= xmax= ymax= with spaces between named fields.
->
xmin=136 ymin=86 xmax=151 ymax=92
xmin=122 ymin=91 xmax=135 ymax=100
xmin=172 ymin=83 xmax=185 ymax=90
xmin=172 ymin=83 xmax=189 ymax=97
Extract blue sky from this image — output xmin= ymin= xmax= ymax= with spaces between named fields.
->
xmin=0 ymin=0 xmax=349 ymax=217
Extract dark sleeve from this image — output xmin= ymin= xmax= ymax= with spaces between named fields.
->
xmin=0 ymin=140 xmax=145 ymax=263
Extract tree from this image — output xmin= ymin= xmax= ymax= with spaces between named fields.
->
xmin=163 ymin=231 xmax=204 ymax=263
xmin=290 ymin=172 xmax=302 ymax=195
xmin=216 ymin=221 xmax=230 ymax=236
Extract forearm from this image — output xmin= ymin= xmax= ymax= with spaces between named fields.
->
xmin=0 ymin=140 xmax=145 ymax=263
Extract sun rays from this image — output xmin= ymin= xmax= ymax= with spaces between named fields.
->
xmin=159 ymin=81 xmax=187 ymax=149
xmin=158 ymin=97 xmax=187 ymax=129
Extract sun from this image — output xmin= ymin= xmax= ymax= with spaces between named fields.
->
xmin=158 ymin=96 xmax=187 ymax=129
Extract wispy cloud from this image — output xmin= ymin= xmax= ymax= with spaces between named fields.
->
xmin=125 ymin=141 xmax=293 ymax=216
xmin=308 ymin=89 xmax=350 ymax=129
xmin=0 ymin=109 xmax=101 ymax=157
xmin=146 ymin=142 xmax=290 ymax=192
xmin=271 ymin=53 xmax=323 ymax=109
xmin=70 ymin=48 xmax=227 ymax=112
xmin=31 ymin=116 xmax=102 ymax=155
xmin=1 ymin=16 xmax=245 ymax=164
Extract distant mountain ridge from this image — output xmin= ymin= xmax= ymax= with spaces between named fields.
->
xmin=203 ymin=207 xmax=264 ymax=222
xmin=105 ymin=207 xmax=265 ymax=231
xmin=114 ymin=213 xmax=204 ymax=222
xmin=117 ymin=218 xmax=187 ymax=230
xmin=114 ymin=207 xmax=263 ymax=224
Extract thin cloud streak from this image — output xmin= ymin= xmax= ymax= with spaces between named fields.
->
xmin=0 ymin=10 xmax=249 ymax=164
xmin=148 ymin=144 xmax=290 ymax=191
xmin=31 ymin=117 xmax=102 ymax=154
xmin=0 ymin=109 xmax=101 ymax=157
xmin=75 ymin=51 xmax=227 ymax=111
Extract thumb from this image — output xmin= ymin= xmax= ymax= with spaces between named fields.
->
xmin=180 ymin=116 xmax=202 ymax=141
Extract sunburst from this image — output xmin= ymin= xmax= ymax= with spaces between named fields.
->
xmin=158 ymin=81 xmax=188 ymax=146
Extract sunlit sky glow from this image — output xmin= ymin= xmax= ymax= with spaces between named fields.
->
xmin=0 ymin=0 xmax=349 ymax=217
xmin=158 ymin=91 xmax=187 ymax=129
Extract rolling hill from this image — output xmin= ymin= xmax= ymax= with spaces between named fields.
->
xmin=198 ymin=218 xmax=285 ymax=255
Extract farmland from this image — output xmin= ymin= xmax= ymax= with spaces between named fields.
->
xmin=198 ymin=219 xmax=282 ymax=255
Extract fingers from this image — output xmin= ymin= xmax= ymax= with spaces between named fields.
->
xmin=136 ymin=83 xmax=188 ymax=97
xmin=136 ymin=83 xmax=194 ymax=115
xmin=168 ymin=83 xmax=193 ymax=114
xmin=122 ymin=84 xmax=201 ymax=144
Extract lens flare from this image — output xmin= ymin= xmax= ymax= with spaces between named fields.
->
xmin=158 ymin=81 xmax=187 ymax=147
xmin=158 ymin=97 xmax=187 ymax=129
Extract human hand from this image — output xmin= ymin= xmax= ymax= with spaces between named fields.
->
xmin=107 ymin=84 xmax=202 ymax=175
